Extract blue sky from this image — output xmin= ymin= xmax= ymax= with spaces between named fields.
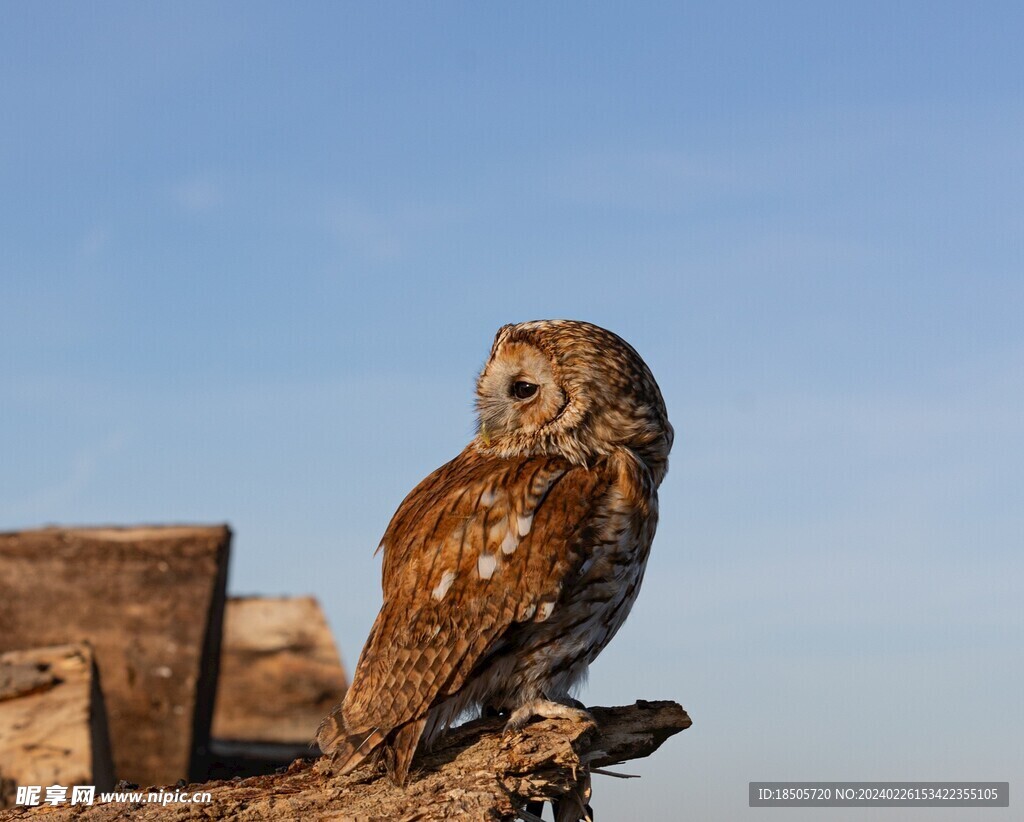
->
xmin=2 ymin=3 xmax=1022 ymax=818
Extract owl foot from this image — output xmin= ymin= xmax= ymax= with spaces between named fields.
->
xmin=503 ymin=698 xmax=595 ymax=735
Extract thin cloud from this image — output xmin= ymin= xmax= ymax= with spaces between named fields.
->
xmin=76 ymin=226 xmax=110 ymax=258
xmin=551 ymin=148 xmax=746 ymax=210
xmin=0 ymin=429 xmax=130 ymax=524
xmin=325 ymin=200 xmax=401 ymax=261
xmin=172 ymin=175 xmax=224 ymax=212
xmin=323 ymin=198 xmax=466 ymax=262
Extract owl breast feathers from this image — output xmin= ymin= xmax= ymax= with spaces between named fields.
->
xmin=317 ymin=319 xmax=673 ymax=785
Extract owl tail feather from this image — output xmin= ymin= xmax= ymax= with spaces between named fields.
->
xmin=316 ymin=711 xmax=428 ymax=787
xmin=316 ymin=711 xmax=385 ymax=777
xmin=384 ymin=716 xmax=427 ymax=787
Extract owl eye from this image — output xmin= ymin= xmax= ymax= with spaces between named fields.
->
xmin=510 ymin=380 xmax=539 ymax=400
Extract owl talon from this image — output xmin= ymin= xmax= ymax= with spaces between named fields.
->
xmin=503 ymin=698 xmax=596 ymax=735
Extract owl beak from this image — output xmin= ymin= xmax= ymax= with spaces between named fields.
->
xmin=480 ymin=422 xmax=491 ymax=446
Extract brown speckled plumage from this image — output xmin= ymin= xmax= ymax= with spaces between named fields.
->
xmin=317 ymin=320 xmax=673 ymax=786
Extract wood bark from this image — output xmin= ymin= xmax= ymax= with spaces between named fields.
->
xmin=5 ymin=700 xmax=690 ymax=821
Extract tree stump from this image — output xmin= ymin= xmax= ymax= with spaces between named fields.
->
xmin=0 ymin=526 xmax=231 ymax=787
xmin=204 ymin=596 xmax=348 ymax=778
xmin=0 ymin=644 xmax=114 ymax=809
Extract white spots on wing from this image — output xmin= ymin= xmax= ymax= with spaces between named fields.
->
xmin=429 ymin=624 xmax=441 ymax=639
xmin=432 ymin=570 xmax=456 ymax=601
xmin=537 ymin=601 xmax=555 ymax=621
xmin=501 ymin=530 xmax=518 ymax=555
xmin=487 ymin=520 xmax=507 ymax=546
xmin=517 ymin=513 xmax=533 ymax=537
xmin=520 ymin=602 xmax=537 ymax=620
xmin=479 ymin=488 xmax=497 ymax=507
xmin=478 ymin=552 xmax=497 ymax=580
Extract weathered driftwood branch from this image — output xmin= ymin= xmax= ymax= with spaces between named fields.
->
xmin=16 ymin=700 xmax=689 ymax=821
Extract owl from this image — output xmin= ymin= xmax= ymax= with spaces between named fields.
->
xmin=317 ymin=319 xmax=673 ymax=786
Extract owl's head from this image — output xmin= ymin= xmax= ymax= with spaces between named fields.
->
xmin=475 ymin=319 xmax=673 ymax=484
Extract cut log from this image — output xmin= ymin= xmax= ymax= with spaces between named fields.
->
xmin=0 ymin=525 xmax=231 ymax=787
xmin=204 ymin=596 xmax=348 ymax=778
xmin=9 ymin=699 xmax=690 ymax=820
xmin=0 ymin=643 xmax=114 ymax=809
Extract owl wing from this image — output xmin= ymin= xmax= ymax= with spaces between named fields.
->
xmin=317 ymin=446 xmax=615 ymax=782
